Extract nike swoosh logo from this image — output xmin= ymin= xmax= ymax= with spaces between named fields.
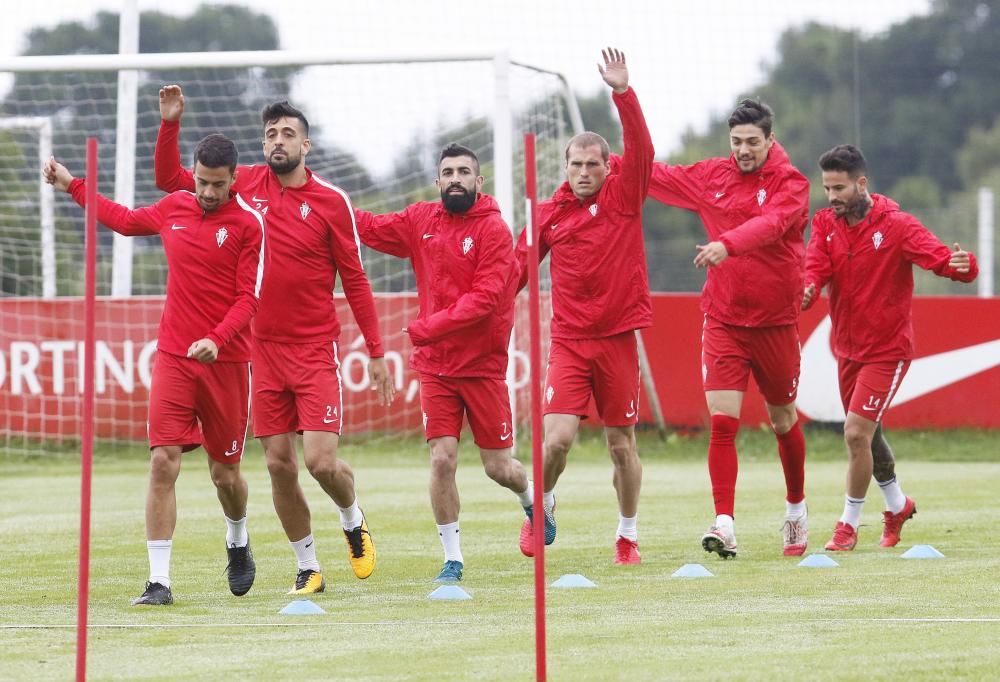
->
xmin=304 ymin=541 xmax=313 ymax=549
xmin=861 ymin=404 xmax=878 ymax=412
xmin=323 ymin=417 xmax=338 ymax=424
xmin=224 ymin=447 xmax=239 ymax=457
xmin=798 ymin=316 xmax=1000 ymax=421
xmin=500 ymin=432 xmax=512 ymax=441
xmin=423 ymin=234 xmax=435 ymax=239
xmin=625 ymin=410 xmax=636 ymax=418
xmin=251 ymin=196 xmax=268 ymax=203
xmin=715 ymin=192 xmax=725 ymax=199
xmin=171 ymin=224 xmax=187 ymax=230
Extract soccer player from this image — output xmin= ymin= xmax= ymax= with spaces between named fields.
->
xmin=516 ymin=48 xmax=654 ymax=565
xmin=803 ymin=144 xmax=978 ymax=551
xmin=155 ymin=85 xmax=394 ymax=594
xmin=644 ymin=98 xmax=811 ymax=558
xmin=354 ymin=144 xmax=532 ymax=583
xmin=43 ymin=135 xmax=264 ymax=606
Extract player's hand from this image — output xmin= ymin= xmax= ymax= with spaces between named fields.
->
xmin=950 ymin=242 xmax=971 ymax=273
xmin=368 ymin=357 xmax=396 ymax=406
xmin=598 ymin=47 xmax=629 ymax=94
xmin=42 ymin=157 xmax=73 ymax=192
xmin=186 ymin=338 xmax=218 ymax=363
xmin=159 ymin=84 xmax=185 ymax=122
xmin=802 ymin=283 xmax=817 ymax=310
xmin=694 ymin=241 xmax=728 ymax=268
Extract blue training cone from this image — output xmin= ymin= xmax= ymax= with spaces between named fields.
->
xmin=279 ymin=599 xmax=326 ymax=615
xmin=671 ymin=563 xmax=715 ymax=578
xmin=552 ymin=574 xmax=597 ymax=588
xmin=428 ymin=585 xmax=472 ymax=600
xmin=798 ymin=553 xmax=839 ymax=568
xmin=901 ymin=544 xmax=945 ymax=559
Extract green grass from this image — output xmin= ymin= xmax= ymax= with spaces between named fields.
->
xmin=2 ymin=428 xmax=1000 ymax=681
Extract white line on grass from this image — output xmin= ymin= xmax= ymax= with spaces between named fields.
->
xmin=1 ymin=621 xmax=465 ymax=629
xmin=817 ymin=618 xmax=1000 ymax=623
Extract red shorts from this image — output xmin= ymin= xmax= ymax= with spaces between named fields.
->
xmin=147 ymin=351 xmax=250 ymax=463
xmin=419 ymin=374 xmax=513 ymax=449
xmin=838 ymin=358 xmax=910 ymax=422
xmin=252 ymin=339 xmax=344 ymax=437
xmin=701 ymin=316 xmax=800 ymax=406
xmin=543 ymin=332 xmax=640 ymax=428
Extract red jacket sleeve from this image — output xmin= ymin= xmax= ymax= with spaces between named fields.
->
xmin=354 ymin=206 xmax=414 ymax=258
xmin=207 ymin=209 xmax=264 ymax=350
xmin=602 ymin=87 xmax=654 ymax=214
xmin=154 ymin=119 xmax=195 ymax=192
xmin=328 ymin=193 xmax=385 ymax=357
xmin=514 ymin=217 xmax=552 ymax=293
xmin=68 ymin=178 xmax=163 ymax=237
xmin=803 ymin=214 xmax=834 ymax=310
xmin=718 ymin=171 xmax=810 ymax=257
xmin=646 ymin=160 xmax=709 ymax=212
xmin=407 ymin=224 xmax=515 ymax=345
xmin=902 ymin=216 xmax=979 ymax=283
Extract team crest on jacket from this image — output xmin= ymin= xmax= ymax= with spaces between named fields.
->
xmin=462 ymin=236 xmax=474 ymax=255
xmin=872 ymin=231 xmax=884 ymax=250
xmin=589 ymin=203 xmax=599 ymax=217
xmin=216 ymin=227 xmax=229 ymax=247
xmin=756 ymin=189 xmax=767 ymax=206
xmin=299 ymin=201 xmax=311 ymax=220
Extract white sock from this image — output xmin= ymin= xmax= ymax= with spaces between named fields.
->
xmin=437 ymin=521 xmax=463 ymax=563
xmin=516 ymin=480 xmax=534 ymax=508
xmin=290 ymin=533 xmax=321 ymax=572
xmin=878 ymin=477 xmax=906 ymax=514
xmin=617 ymin=514 xmax=638 ymax=542
xmin=785 ymin=500 xmax=806 ymax=518
xmin=542 ymin=491 xmax=555 ymax=511
xmin=338 ymin=498 xmax=363 ymax=531
xmin=147 ymin=539 xmax=172 ymax=588
xmin=715 ymin=514 xmax=734 ymax=531
xmin=840 ymin=496 xmax=865 ymax=529
xmin=225 ymin=515 xmax=248 ymax=548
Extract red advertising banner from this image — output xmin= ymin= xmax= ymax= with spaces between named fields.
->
xmin=2 ymin=294 xmax=999 ymax=442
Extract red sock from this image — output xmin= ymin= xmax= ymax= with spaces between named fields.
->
xmin=776 ymin=420 xmax=806 ymax=504
xmin=708 ymin=414 xmax=740 ymax=517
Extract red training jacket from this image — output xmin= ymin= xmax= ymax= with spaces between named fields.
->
xmin=805 ymin=193 xmax=979 ymax=362
xmin=68 ymin=179 xmax=264 ymax=362
xmin=355 ymin=194 xmax=516 ymax=379
xmin=516 ymin=87 xmax=654 ymax=339
xmin=646 ymin=142 xmax=809 ymax=327
xmin=155 ymin=120 xmax=384 ymax=357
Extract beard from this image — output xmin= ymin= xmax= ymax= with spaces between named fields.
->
xmin=440 ymin=186 xmax=476 ymax=214
xmin=267 ymin=150 xmax=300 ymax=175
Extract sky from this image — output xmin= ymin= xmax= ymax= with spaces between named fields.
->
xmin=1 ymin=1 xmax=932 ymax=176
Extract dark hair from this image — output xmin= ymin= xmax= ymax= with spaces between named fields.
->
xmin=728 ymin=98 xmax=775 ymax=137
xmin=564 ymin=132 xmax=610 ymax=162
xmin=193 ymin=133 xmax=238 ymax=172
xmin=439 ymin=143 xmax=480 ymax=175
xmin=818 ymin=144 xmax=868 ymax=178
xmin=261 ymin=100 xmax=309 ymax=136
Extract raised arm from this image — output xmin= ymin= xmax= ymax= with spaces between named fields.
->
xmin=353 ymin=206 xmax=414 ymax=258
xmin=600 ymin=48 xmax=654 ymax=213
xmin=44 ymin=157 xmax=161 ymax=237
xmin=154 ymin=84 xmax=195 ymax=192
xmin=407 ymin=224 xmax=516 ymax=345
xmin=903 ymin=217 xmax=979 ymax=283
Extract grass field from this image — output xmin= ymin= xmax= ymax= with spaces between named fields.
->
xmin=2 ymin=427 xmax=1000 ymax=681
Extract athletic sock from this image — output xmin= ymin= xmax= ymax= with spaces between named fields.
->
xmin=147 ymin=539 xmax=172 ymax=588
xmin=516 ymin=480 xmax=534 ymax=508
xmin=708 ymin=414 xmax=740 ymax=517
xmin=225 ymin=515 xmax=248 ymax=548
xmin=436 ymin=521 xmax=463 ymax=564
xmin=617 ymin=514 xmax=638 ymax=542
xmin=290 ymin=533 xmax=321 ymax=572
xmin=338 ymin=498 xmax=363 ymax=531
xmin=840 ymin=496 xmax=865 ymax=529
xmin=775 ymin=421 xmax=806 ymax=504
xmin=785 ymin=500 xmax=807 ymax=518
xmin=542 ymin=491 xmax=555 ymax=511
xmin=715 ymin=514 xmax=735 ymax=532
xmin=878 ymin=476 xmax=906 ymax=514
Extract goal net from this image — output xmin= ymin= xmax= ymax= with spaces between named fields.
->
xmin=0 ymin=54 xmax=572 ymax=454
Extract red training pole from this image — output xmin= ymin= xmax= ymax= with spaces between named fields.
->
xmin=524 ymin=133 xmax=546 ymax=682
xmin=75 ymin=138 xmax=98 ymax=682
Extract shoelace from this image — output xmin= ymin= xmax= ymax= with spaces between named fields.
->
xmin=225 ymin=545 xmax=251 ymax=573
xmin=345 ymin=526 xmax=368 ymax=559
xmin=783 ymin=520 xmax=802 ymax=544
